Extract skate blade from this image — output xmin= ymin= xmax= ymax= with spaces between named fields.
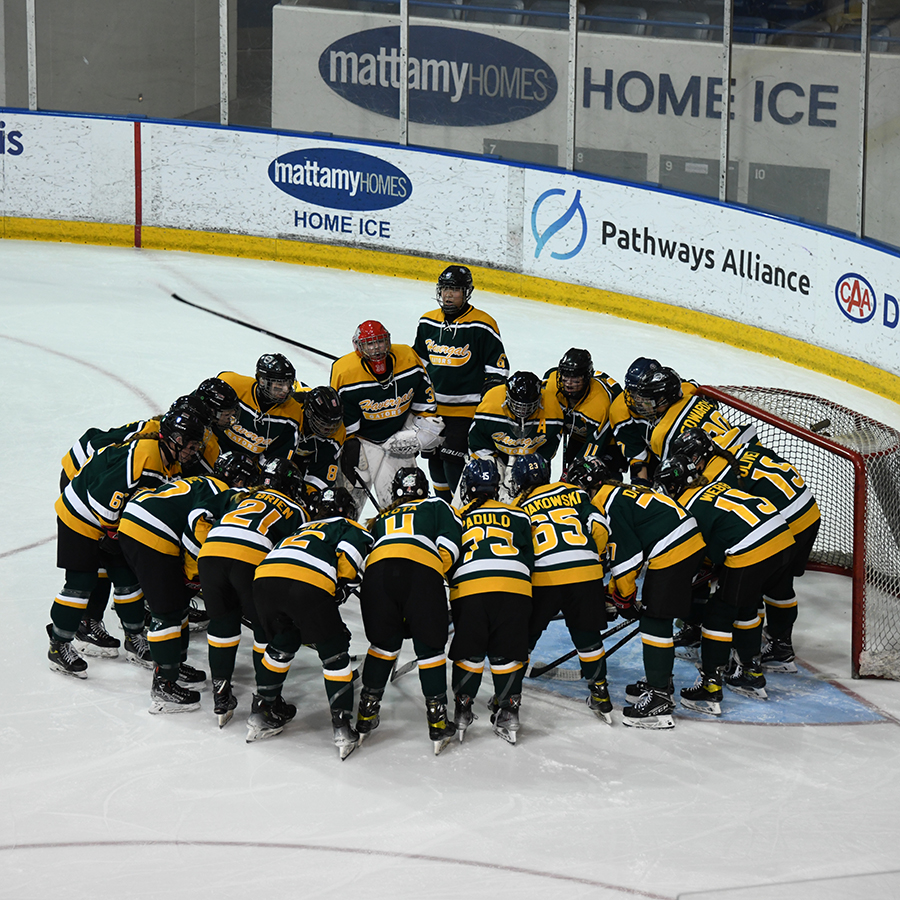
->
xmin=216 ymin=709 xmax=235 ymax=728
xmin=726 ymin=684 xmax=768 ymax=700
xmin=432 ymin=735 xmax=455 ymax=755
xmin=591 ymin=709 xmax=613 ymax=725
xmin=680 ymin=697 xmax=722 ymax=716
xmin=622 ymin=714 xmax=674 ymax=730
xmin=124 ymin=653 xmax=154 ymax=670
xmin=48 ymin=661 xmax=88 ymax=679
xmin=73 ymin=642 xmax=119 ymax=659
xmin=337 ymin=741 xmax=358 ymax=761
xmin=246 ymin=722 xmax=284 ymax=743
xmin=188 ymin=622 xmax=209 ymax=633
xmin=674 ymin=646 xmax=700 ymax=661
xmin=148 ymin=700 xmax=200 ymax=715
xmin=762 ymin=660 xmax=797 ymax=674
xmin=493 ymin=727 xmax=518 ymax=745
xmin=179 ymin=679 xmax=210 ymax=692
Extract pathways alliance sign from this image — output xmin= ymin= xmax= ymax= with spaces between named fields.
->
xmin=319 ymin=25 xmax=558 ymax=126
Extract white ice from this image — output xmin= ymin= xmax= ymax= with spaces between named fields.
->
xmin=1 ymin=240 xmax=899 ymax=900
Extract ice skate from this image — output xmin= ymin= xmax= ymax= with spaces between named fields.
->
xmin=426 ymin=696 xmax=457 ymax=755
xmin=454 ymin=694 xmax=475 ymax=742
xmin=123 ymin=631 xmax=153 ymax=669
xmin=187 ymin=596 xmax=210 ymax=632
xmin=761 ymin=637 xmax=797 ymax=673
xmin=355 ymin=688 xmax=382 ymax=745
xmin=213 ymin=679 xmax=237 ymax=728
xmin=725 ymin=659 xmax=768 ymax=699
xmin=177 ymin=662 xmax=208 ymax=688
xmin=680 ymin=672 xmax=724 ymax=715
xmin=587 ymin=680 xmax=613 ymax=725
xmin=332 ymin=709 xmax=359 ymax=760
xmin=47 ymin=624 xmax=88 ymax=678
xmin=490 ymin=694 xmax=521 ymax=745
xmin=246 ymin=693 xmax=289 ymax=743
xmin=149 ymin=668 xmax=201 ymax=714
xmin=673 ymin=622 xmax=701 ymax=661
xmin=73 ymin=618 xmax=120 ymax=658
xmin=622 ymin=688 xmax=676 ymax=729
xmin=625 ymin=675 xmax=673 ymax=702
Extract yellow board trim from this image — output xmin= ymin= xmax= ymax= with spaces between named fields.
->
xmin=5 ymin=217 xmax=898 ymax=404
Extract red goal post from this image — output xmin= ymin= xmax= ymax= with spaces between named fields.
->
xmin=697 ymin=386 xmax=900 ymax=679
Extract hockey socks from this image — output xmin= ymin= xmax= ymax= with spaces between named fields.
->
xmin=639 ymin=615 xmax=676 ymax=690
xmin=147 ymin=611 xmax=186 ymax=673
xmin=207 ymin=613 xmax=243 ymax=681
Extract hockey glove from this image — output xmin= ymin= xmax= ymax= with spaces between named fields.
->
xmin=611 ymin=588 xmax=641 ymax=621
xmin=334 ymin=581 xmax=359 ymax=606
xmin=414 ymin=415 xmax=444 ymax=453
xmin=340 ymin=439 xmax=363 ymax=484
xmin=99 ymin=528 xmax=123 ymax=556
xmin=383 ymin=429 xmax=420 ymax=458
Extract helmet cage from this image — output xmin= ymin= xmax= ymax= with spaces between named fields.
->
xmin=353 ymin=321 xmax=391 ymax=376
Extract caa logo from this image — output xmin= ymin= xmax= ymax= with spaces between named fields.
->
xmin=268 ymin=148 xmax=411 ymax=211
xmin=835 ymin=273 xmax=876 ymax=323
xmin=319 ymin=26 xmax=557 ymax=126
xmin=532 ymin=189 xmax=588 ymax=261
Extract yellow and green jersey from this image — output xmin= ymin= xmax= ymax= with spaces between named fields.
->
xmin=255 ymin=515 xmax=374 ymax=597
xmin=516 ymin=482 xmax=608 ymax=587
xmin=543 ymin=369 xmax=620 ymax=460
xmin=330 ymin=344 xmax=438 ymax=443
xmin=368 ymin=497 xmax=463 ymax=577
xmin=55 ymin=438 xmax=182 ymax=541
xmin=61 ymin=418 xmax=156 ymax=481
xmin=198 ymin=488 xmax=308 ymax=567
xmin=413 ymin=305 xmax=508 ymax=418
xmin=449 ymin=499 xmax=534 ymax=601
xmin=468 ymin=382 xmax=564 ymax=463
xmin=591 ymin=483 xmax=707 ymax=597
xmin=678 ymin=481 xmax=795 ymax=568
xmin=216 ymin=371 xmax=304 ymax=461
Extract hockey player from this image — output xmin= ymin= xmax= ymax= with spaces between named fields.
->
xmin=289 ymin=385 xmax=346 ymax=493
xmin=610 ymin=357 xmax=751 ymax=485
xmin=118 ymin=464 xmax=247 ymax=714
xmin=197 ymin=457 xmax=309 ymax=728
xmin=669 ymin=427 xmax=820 ymax=672
xmin=413 ymin=264 xmax=509 ymax=501
xmin=355 ymin=466 xmax=463 ymax=754
xmin=654 ymin=455 xmax=795 ymax=714
xmin=252 ymin=487 xmax=373 ymax=755
xmin=543 ymin=348 xmax=623 ymax=470
xmin=330 ymin=321 xmax=443 ymax=512
xmin=510 ymin=455 xmax=614 ymax=724
xmin=47 ymin=406 xmax=209 ymax=678
xmin=449 ymin=458 xmax=534 ymax=744
xmin=468 ymin=370 xmax=564 ymax=499
xmin=216 ymin=353 xmax=305 ymax=464
xmin=565 ymin=456 xmax=707 ymax=729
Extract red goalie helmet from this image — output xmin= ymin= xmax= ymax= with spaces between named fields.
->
xmin=353 ymin=320 xmax=391 ymax=376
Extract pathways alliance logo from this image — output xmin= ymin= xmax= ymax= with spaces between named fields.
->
xmin=268 ymin=148 xmax=411 ymax=211
xmin=319 ymin=25 xmax=557 ymax=126
xmin=532 ymin=189 xmax=588 ymax=260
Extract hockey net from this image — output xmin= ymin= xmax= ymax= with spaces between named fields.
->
xmin=698 ymin=386 xmax=900 ymax=679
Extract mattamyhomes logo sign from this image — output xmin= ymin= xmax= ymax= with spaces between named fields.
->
xmin=835 ymin=272 xmax=899 ymax=329
xmin=268 ymin=148 xmax=412 ymax=211
xmin=319 ymin=25 xmax=558 ymax=126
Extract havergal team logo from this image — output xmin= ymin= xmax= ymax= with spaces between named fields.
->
xmin=531 ymin=189 xmax=588 ymax=261
xmin=835 ymin=273 xmax=876 ymax=323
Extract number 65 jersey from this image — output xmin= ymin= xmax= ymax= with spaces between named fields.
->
xmin=449 ymin=499 xmax=534 ymax=601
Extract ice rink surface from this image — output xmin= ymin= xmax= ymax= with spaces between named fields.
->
xmin=2 ymin=240 xmax=899 ymax=900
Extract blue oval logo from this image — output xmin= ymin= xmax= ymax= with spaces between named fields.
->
xmin=318 ymin=25 xmax=558 ymax=126
xmin=835 ymin=272 xmax=876 ymax=323
xmin=268 ymin=148 xmax=412 ymax=211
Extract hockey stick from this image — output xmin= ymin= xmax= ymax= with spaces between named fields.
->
xmin=171 ymin=293 xmax=338 ymax=361
xmin=526 ymin=617 xmax=635 ymax=679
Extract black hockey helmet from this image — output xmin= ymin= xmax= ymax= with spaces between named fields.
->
xmin=557 ymin=348 xmax=593 ymax=402
xmin=510 ymin=454 xmax=550 ymax=497
xmin=436 ymin=264 xmax=474 ymax=316
xmin=259 ymin=456 xmax=306 ymax=502
xmin=391 ymin=466 xmax=430 ymax=503
xmin=562 ymin=456 xmax=614 ymax=495
xmin=194 ymin=378 xmax=238 ymax=428
xmin=304 ymin=386 xmax=343 ymax=438
xmin=160 ymin=406 xmax=208 ymax=467
xmin=623 ymin=357 xmax=682 ymax=421
xmin=312 ymin=486 xmax=357 ymax=521
xmin=653 ymin=454 xmax=699 ymax=498
xmin=670 ymin=427 xmax=716 ymax=470
xmin=506 ymin=371 xmax=542 ymax=419
xmin=213 ymin=451 xmax=259 ymax=488
xmin=255 ymin=353 xmax=296 ymax=407
xmin=169 ymin=393 xmax=214 ymax=427
xmin=461 ymin=458 xmax=501 ymax=503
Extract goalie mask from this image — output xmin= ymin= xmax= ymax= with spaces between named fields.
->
xmin=353 ymin=320 xmax=392 ymax=377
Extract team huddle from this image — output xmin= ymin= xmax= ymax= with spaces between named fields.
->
xmin=47 ymin=264 xmax=820 ymax=757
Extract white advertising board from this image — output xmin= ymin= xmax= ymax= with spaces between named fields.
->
xmin=522 ymin=168 xmax=900 ymax=376
xmin=0 ymin=113 xmax=134 ymax=223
